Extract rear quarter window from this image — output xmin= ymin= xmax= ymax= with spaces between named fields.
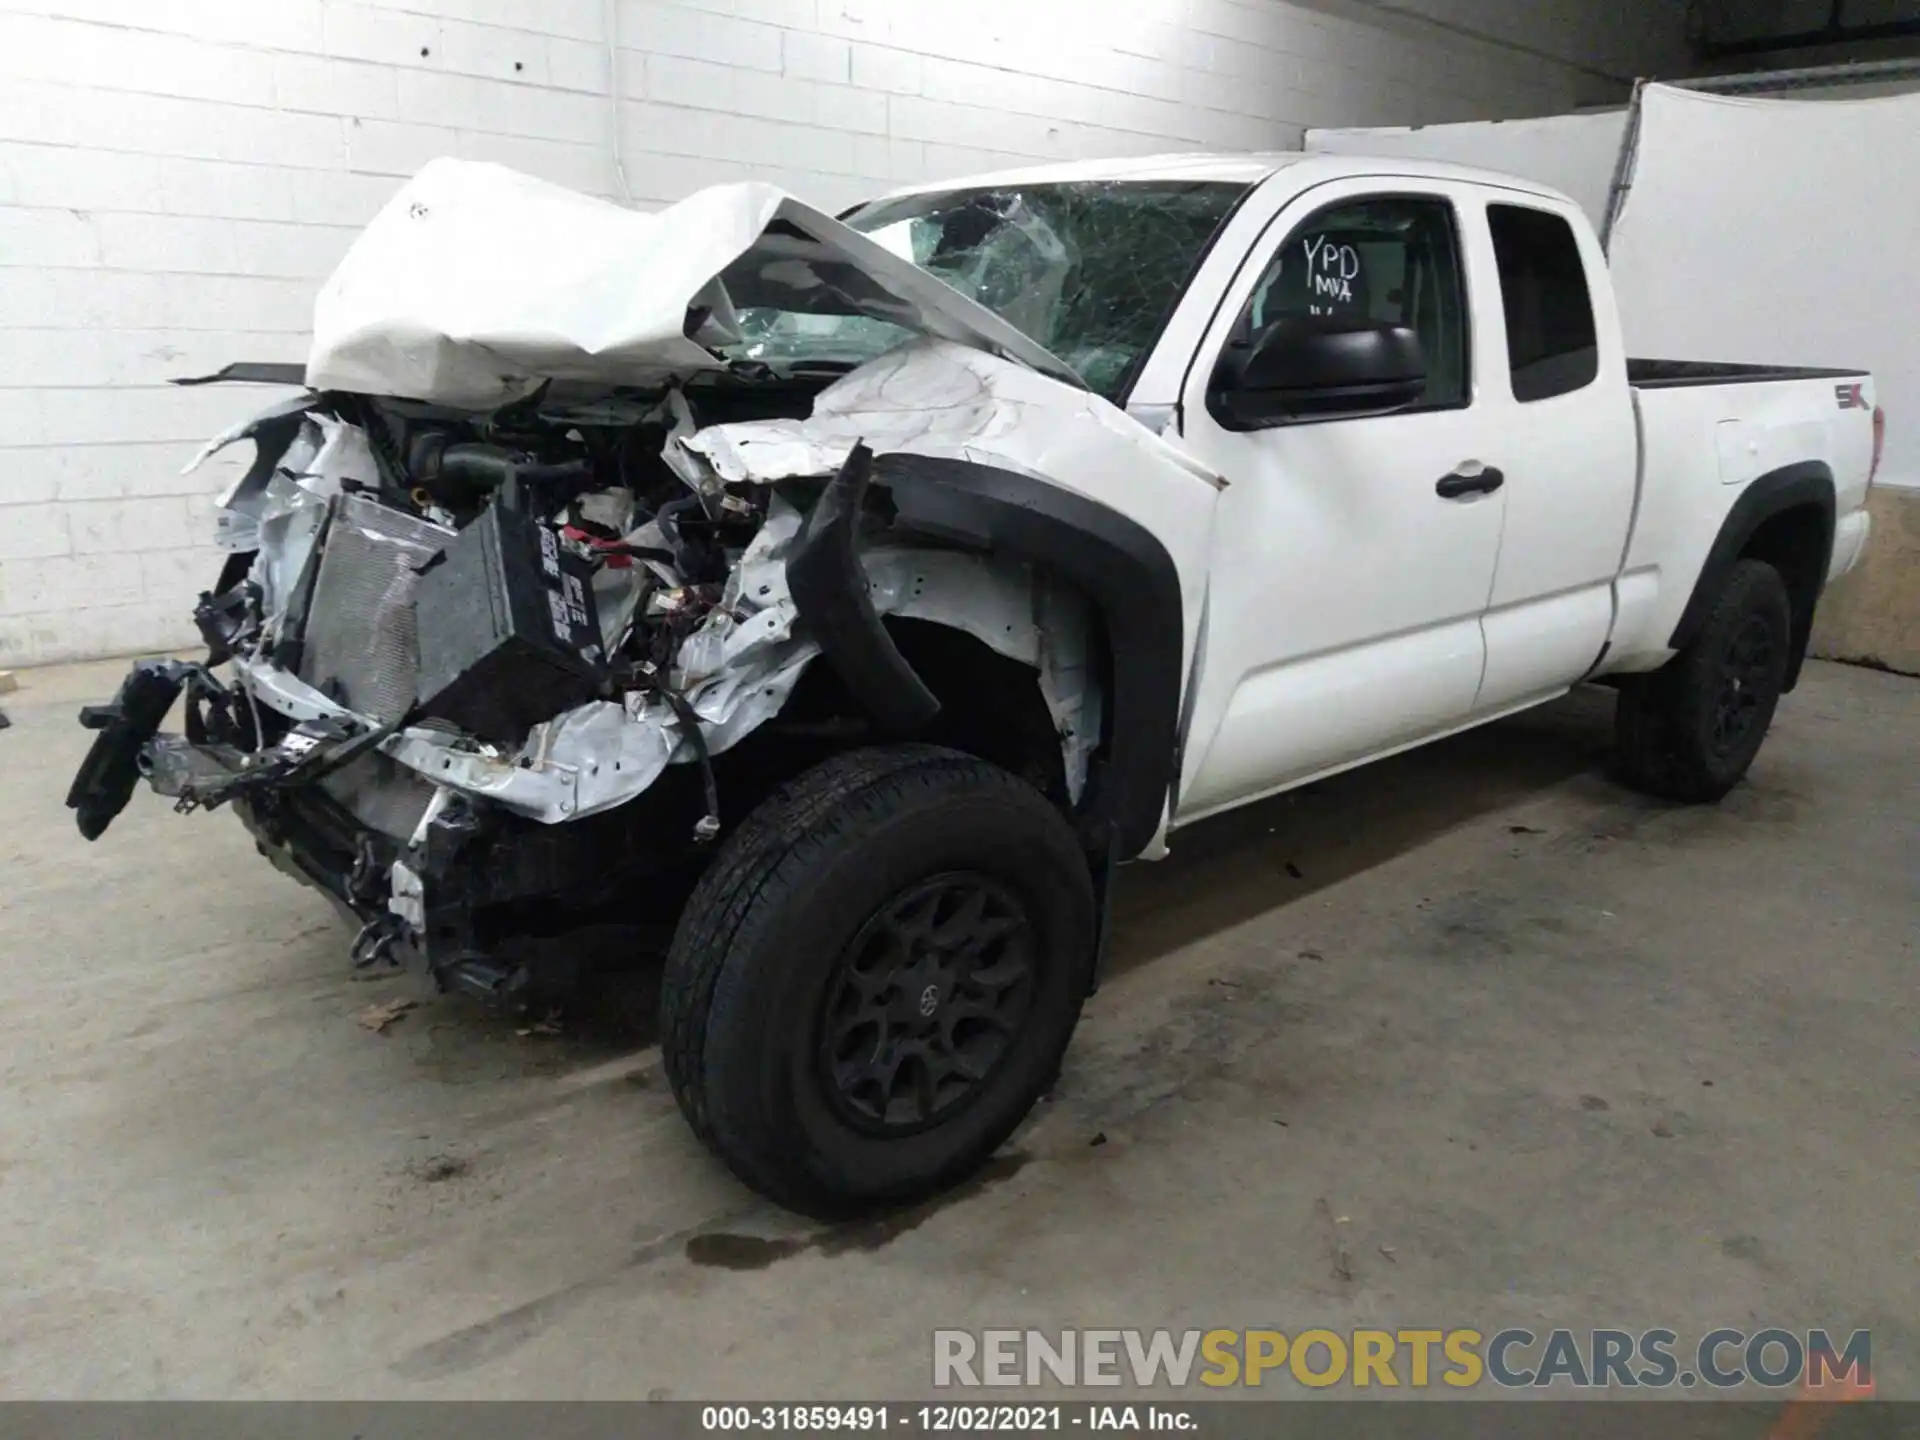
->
xmin=1488 ymin=204 xmax=1598 ymax=403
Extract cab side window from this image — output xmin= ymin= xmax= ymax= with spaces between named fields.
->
xmin=1243 ymin=196 xmax=1470 ymax=411
xmin=1487 ymin=203 xmax=1599 ymax=402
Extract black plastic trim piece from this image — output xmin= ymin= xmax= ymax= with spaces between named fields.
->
xmin=171 ymin=362 xmax=311 ymax=387
xmin=1086 ymin=825 xmax=1120 ymax=996
xmin=1697 ymin=17 xmax=1920 ymax=60
xmin=786 ymin=443 xmax=942 ymax=736
xmin=1436 ymin=466 xmax=1505 ymax=498
xmin=1628 ymin=358 xmax=1869 ymax=389
xmin=66 ymin=661 xmax=189 ymax=840
xmin=874 ymin=453 xmax=1185 ymax=860
xmin=1668 ymin=461 xmax=1835 ymax=693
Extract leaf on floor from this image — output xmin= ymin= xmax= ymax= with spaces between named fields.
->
xmin=355 ymin=997 xmax=418 ymax=1034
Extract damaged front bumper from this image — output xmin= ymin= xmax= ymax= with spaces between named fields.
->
xmin=64 ymin=658 xmax=474 ymax=986
xmin=67 ymin=655 xmax=717 ymax=997
xmin=67 ymin=659 xmax=385 ymax=841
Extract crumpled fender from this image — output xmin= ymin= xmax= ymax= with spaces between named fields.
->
xmin=687 ymin=340 xmax=1209 ymax=859
xmin=874 ymin=453 xmax=1183 ymax=860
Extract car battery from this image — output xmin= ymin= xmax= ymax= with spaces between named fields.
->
xmin=413 ymin=503 xmax=606 ymax=748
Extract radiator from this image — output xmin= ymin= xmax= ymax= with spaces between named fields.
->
xmin=298 ymin=493 xmax=454 ymax=725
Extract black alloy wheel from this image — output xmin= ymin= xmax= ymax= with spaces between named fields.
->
xmin=818 ymin=873 xmax=1038 ymax=1135
xmin=1709 ymin=612 xmax=1778 ymax=758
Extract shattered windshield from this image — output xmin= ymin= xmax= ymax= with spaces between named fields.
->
xmin=723 ymin=180 xmax=1249 ymax=401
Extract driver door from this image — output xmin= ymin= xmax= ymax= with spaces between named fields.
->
xmin=1173 ymin=180 xmax=1508 ymax=822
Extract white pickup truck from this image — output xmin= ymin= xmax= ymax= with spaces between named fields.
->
xmin=69 ymin=152 xmax=1881 ymax=1215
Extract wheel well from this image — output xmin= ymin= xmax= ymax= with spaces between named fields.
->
xmin=709 ymin=613 xmax=1099 ymax=830
xmin=875 ymin=453 xmax=1183 ymax=860
xmin=1739 ymin=503 xmax=1827 ymax=691
xmin=885 ymin=617 xmax=1071 ymax=805
xmin=530 ymin=612 xmax=1104 ymax=951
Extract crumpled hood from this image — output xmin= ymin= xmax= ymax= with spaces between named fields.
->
xmin=307 ymin=158 xmax=1085 ymax=407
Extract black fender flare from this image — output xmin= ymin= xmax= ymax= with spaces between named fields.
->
xmin=785 ymin=443 xmax=944 ymax=736
xmin=869 ymin=453 xmax=1185 ymax=860
xmin=1667 ymin=461 xmax=1835 ymax=692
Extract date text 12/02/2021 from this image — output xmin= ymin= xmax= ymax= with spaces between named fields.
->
xmin=700 ymin=1405 xmax=1196 ymax=1431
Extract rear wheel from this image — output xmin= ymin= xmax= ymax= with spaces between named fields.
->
xmin=660 ymin=745 xmax=1095 ymax=1217
xmin=1614 ymin=557 xmax=1792 ymax=802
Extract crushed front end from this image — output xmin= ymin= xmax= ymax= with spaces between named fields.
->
xmin=63 ymin=159 xmax=1139 ymax=1003
xmin=65 ymin=362 xmax=1107 ymax=1000
xmin=65 ymin=383 xmax=804 ymax=994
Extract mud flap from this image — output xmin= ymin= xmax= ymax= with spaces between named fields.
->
xmin=66 ymin=661 xmax=189 ymax=840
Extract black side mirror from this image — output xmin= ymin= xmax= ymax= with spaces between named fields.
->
xmin=1212 ymin=315 xmax=1428 ymax=428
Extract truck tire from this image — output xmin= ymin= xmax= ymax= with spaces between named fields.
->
xmin=660 ymin=744 xmax=1096 ymax=1217
xmin=1613 ymin=558 xmax=1792 ymax=803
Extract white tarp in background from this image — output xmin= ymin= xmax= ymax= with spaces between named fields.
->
xmin=1309 ymin=83 xmax=1919 ymax=490
xmin=1308 ymin=109 xmax=1629 ymax=226
xmin=1605 ymin=84 xmax=1919 ymax=490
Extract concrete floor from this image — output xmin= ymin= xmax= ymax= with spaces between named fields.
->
xmin=0 ymin=658 xmax=1914 ymax=1400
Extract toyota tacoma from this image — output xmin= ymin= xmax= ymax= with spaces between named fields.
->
xmin=68 ymin=153 xmax=1882 ymax=1215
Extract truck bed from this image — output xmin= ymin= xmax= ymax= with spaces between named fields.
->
xmin=1602 ymin=361 xmax=1877 ymax=679
xmin=1628 ymin=359 xmax=1868 ymax=389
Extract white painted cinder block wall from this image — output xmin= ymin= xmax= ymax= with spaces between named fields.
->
xmin=0 ymin=0 xmax=1685 ymax=665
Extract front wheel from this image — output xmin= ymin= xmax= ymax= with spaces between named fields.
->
xmin=1614 ymin=557 xmax=1793 ymax=802
xmin=660 ymin=745 xmax=1096 ymax=1217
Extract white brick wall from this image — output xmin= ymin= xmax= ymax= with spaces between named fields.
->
xmin=0 ymin=0 xmax=1686 ymax=665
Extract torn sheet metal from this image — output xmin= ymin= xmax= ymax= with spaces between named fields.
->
xmin=192 ymin=396 xmax=320 ymax=555
xmin=1035 ymin=580 xmax=1101 ymax=805
xmin=299 ymin=414 xmax=379 ymax=499
xmin=684 ymin=338 xmax=1224 ymax=673
xmin=383 ymin=494 xmax=1090 ymax=824
xmin=306 ymin=159 xmax=1083 ymax=408
xmin=252 ymin=494 xmax=328 ymax=639
xmin=232 ymin=655 xmax=356 ymax=724
xmin=686 ymin=337 xmax=1221 ymax=492
xmin=184 ymin=392 xmax=316 ymax=480
xmin=194 ymin=397 xmax=391 ymax=646
xmin=674 ymin=494 xmax=806 ymax=693
xmin=225 ymin=484 xmax=1095 ymax=826
xmin=388 ymin=858 xmax=425 ymax=929
xmin=783 ymin=443 xmax=941 ymax=735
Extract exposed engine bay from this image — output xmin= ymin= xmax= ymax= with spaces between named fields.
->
xmin=69 ymin=363 xmax=1103 ymax=995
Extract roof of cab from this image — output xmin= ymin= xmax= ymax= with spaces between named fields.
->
xmin=872 ymin=150 xmax=1575 ymax=207
xmin=876 ymin=152 xmax=1309 ymax=196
